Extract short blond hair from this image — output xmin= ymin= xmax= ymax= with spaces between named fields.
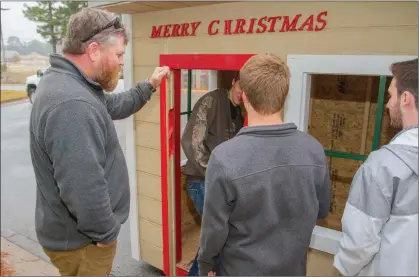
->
xmin=240 ymin=53 xmax=290 ymax=115
xmin=62 ymin=8 xmax=128 ymax=54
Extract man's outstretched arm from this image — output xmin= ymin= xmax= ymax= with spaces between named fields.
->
xmin=105 ymin=66 xmax=169 ymax=120
xmin=198 ymin=152 xmax=234 ymax=276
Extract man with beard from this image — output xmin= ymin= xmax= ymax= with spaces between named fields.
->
xmin=29 ymin=8 xmax=169 ymax=276
xmin=334 ymin=58 xmax=418 ymax=276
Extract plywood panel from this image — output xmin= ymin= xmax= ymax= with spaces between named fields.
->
xmin=139 ymin=219 xmax=163 ymax=248
xmin=309 ymin=75 xmax=398 ymax=231
xmin=177 ymin=223 xmax=200 ymax=272
xmin=137 ymin=171 xmax=162 ymax=201
xmin=309 ymin=75 xmax=372 ymax=154
xmin=139 ymin=239 xmax=163 ymax=270
xmin=136 ymin=146 xmax=161 ymax=176
xmin=134 ymin=95 xmax=160 ymax=123
xmin=307 ymin=249 xmax=338 ymax=276
xmin=136 ymin=121 xmax=160 ymax=150
xmin=139 ymin=195 xmax=162 ymax=225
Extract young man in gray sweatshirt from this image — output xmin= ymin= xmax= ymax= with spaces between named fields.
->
xmin=29 ymin=8 xmax=169 ymax=276
xmin=198 ymin=53 xmax=331 ymax=276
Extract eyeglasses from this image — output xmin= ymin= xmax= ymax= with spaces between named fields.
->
xmin=81 ymin=16 xmax=122 ymax=43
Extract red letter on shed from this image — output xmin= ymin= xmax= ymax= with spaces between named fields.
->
xmin=208 ymin=20 xmax=220 ymax=35
xmin=150 ymin=25 xmax=163 ymax=38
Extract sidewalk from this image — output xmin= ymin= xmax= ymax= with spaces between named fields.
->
xmin=1 ymin=237 xmax=59 ymax=276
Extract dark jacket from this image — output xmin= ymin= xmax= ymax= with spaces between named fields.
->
xmin=30 ymin=54 xmax=154 ymax=251
xmin=198 ymin=123 xmax=330 ymax=276
xmin=181 ymin=88 xmax=243 ymax=182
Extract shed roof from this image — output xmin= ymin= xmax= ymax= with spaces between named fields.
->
xmin=88 ymin=1 xmax=226 ymax=14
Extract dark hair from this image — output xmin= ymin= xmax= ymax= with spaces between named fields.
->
xmin=233 ymin=71 xmax=240 ymax=81
xmin=391 ymin=58 xmax=418 ymax=108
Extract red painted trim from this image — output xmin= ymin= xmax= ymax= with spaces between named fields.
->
xmin=176 ymin=266 xmax=189 ymax=276
xmin=173 ymin=69 xmax=182 ymax=262
xmin=160 ymin=54 xmax=255 ymax=70
xmin=159 ymin=76 xmax=170 ymax=276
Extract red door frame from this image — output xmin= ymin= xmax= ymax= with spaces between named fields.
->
xmin=159 ymin=54 xmax=255 ymax=276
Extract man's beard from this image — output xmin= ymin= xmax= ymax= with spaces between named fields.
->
xmin=95 ymin=59 xmax=120 ymax=92
xmin=389 ymin=104 xmax=403 ymax=129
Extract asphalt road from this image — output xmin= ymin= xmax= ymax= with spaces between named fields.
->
xmin=0 ymin=100 xmax=163 ymax=276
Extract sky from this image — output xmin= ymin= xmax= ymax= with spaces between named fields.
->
xmin=1 ymin=1 xmax=45 ymax=43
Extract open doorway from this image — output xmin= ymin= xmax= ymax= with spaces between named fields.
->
xmin=178 ymin=69 xmax=245 ymax=273
xmin=159 ymin=54 xmax=254 ymax=276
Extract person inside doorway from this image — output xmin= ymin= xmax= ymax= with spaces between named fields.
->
xmin=197 ymin=53 xmax=331 ymax=276
xmin=334 ymin=58 xmax=418 ymax=276
xmin=181 ymin=71 xmax=244 ymax=276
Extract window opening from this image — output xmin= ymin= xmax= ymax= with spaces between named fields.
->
xmin=308 ymin=74 xmax=396 ymax=231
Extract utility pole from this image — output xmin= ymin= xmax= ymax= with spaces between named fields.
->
xmin=1 ymin=7 xmax=10 ymax=77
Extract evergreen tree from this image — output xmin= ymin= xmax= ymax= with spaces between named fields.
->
xmin=58 ymin=1 xmax=88 ymax=39
xmin=23 ymin=1 xmax=87 ymax=54
xmin=23 ymin=1 xmax=62 ymax=53
xmin=7 ymin=36 xmax=22 ymax=48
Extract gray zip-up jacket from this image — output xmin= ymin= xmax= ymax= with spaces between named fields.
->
xmin=198 ymin=123 xmax=330 ymax=276
xmin=30 ymin=54 xmax=154 ymax=251
xmin=334 ymin=125 xmax=418 ymax=276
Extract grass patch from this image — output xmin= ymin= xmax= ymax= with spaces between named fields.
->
xmin=2 ymin=71 xmax=36 ymax=84
xmin=1 ymin=90 xmax=27 ymax=103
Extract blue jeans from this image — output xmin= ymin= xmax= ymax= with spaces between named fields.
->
xmin=186 ymin=181 xmax=221 ymax=276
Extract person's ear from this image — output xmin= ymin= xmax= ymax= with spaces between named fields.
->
xmin=401 ymin=91 xmax=415 ymax=108
xmin=86 ymin=41 xmax=101 ymax=62
xmin=242 ymin=91 xmax=248 ymax=104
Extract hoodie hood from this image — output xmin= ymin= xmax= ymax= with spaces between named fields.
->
xmin=384 ymin=125 xmax=418 ymax=176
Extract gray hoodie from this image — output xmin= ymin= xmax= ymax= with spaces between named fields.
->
xmin=198 ymin=123 xmax=330 ymax=276
xmin=334 ymin=125 xmax=418 ymax=276
xmin=30 ymin=54 xmax=154 ymax=251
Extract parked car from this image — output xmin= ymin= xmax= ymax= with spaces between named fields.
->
xmin=26 ymin=69 xmax=44 ymax=104
xmin=26 ymin=69 xmax=124 ymax=104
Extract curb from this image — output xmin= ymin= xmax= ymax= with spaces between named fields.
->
xmin=1 ymin=98 xmax=29 ymax=106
